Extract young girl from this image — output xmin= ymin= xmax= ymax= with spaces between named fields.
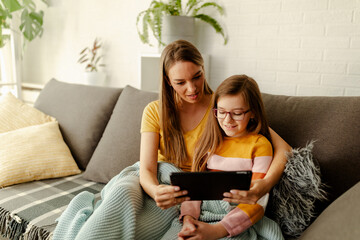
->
xmin=178 ymin=75 xmax=278 ymax=239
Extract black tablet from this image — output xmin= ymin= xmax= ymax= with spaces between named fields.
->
xmin=170 ymin=171 xmax=252 ymax=200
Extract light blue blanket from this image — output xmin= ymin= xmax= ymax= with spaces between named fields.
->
xmin=53 ymin=162 xmax=283 ymax=240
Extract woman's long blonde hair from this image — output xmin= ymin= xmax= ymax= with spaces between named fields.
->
xmin=192 ymin=75 xmax=271 ymax=172
xmin=159 ymin=40 xmax=213 ymax=168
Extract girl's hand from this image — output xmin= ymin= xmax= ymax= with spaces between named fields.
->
xmin=179 ymin=215 xmax=197 ymax=238
xmin=154 ymin=184 xmax=189 ymax=209
xmin=178 ymin=218 xmax=228 ymax=240
xmin=223 ymin=179 xmax=269 ymax=204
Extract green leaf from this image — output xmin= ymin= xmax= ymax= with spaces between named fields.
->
xmin=136 ymin=10 xmax=149 ymax=44
xmin=2 ymin=0 xmax=22 ymax=13
xmin=19 ymin=9 xmax=44 ymax=41
xmin=22 ymin=0 xmax=37 ymax=12
xmin=168 ymin=0 xmax=182 ymax=15
xmin=40 ymin=0 xmax=49 ymax=6
xmin=185 ymin=0 xmax=200 ymax=15
xmin=0 ymin=25 xmax=4 ymax=47
xmin=193 ymin=2 xmax=224 ymax=16
xmin=151 ymin=7 xmax=165 ymax=47
xmin=194 ymin=14 xmax=227 ymax=44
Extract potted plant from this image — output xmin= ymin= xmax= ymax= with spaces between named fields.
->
xmin=136 ymin=0 xmax=228 ymax=48
xmin=0 ymin=0 xmax=47 ymax=47
xmin=78 ymin=38 xmax=106 ymax=86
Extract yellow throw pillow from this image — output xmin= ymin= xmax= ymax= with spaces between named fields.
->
xmin=0 ymin=93 xmax=55 ymax=133
xmin=0 ymin=122 xmax=81 ymax=187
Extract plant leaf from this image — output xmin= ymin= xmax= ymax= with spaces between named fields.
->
xmin=78 ymin=54 xmax=87 ymax=63
xmin=19 ymin=9 xmax=44 ymax=41
xmin=194 ymin=14 xmax=228 ymax=44
xmin=22 ymin=0 xmax=37 ymax=11
xmin=79 ymin=47 xmax=88 ymax=55
xmin=167 ymin=0 xmax=181 ymax=15
xmin=136 ymin=0 xmax=169 ymax=47
xmin=2 ymin=0 xmax=22 ymax=13
xmin=193 ymin=2 xmax=224 ymax=16
xmin=185 ymin=0 xmax=200 ymax=15
xmin=136 ymin=10 xmax=151 ymax=45
xmin=40 ymin=0 xmax=49 ymax=6
xmin=79 ymin=58 xmax=89 ymax=64
xmin=149 ymin=7 xmax=165 ymax=47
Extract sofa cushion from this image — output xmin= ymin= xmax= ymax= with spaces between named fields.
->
xmin=0 ymin=93 xmax=55 ymax=133
xmin=83 ymin=85 xmax=158 ymax=183
xmin=262 ymin=94 xmax=360 ymax=211
xmin=34 ymin=79 xmax=122 ymax=170
xmin=0 ymin=122 xmax=81 ymax=187
xmin=267 ymin=141 xmax=327 ymax=239
xmin=299 ymin=181 xmax=360 ymax=240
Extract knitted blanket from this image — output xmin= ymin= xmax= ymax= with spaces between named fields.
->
xmin=53 ymin=162 xmax=283 ymax=240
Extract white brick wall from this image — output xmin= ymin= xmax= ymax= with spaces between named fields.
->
xmin=21 ymin=0 xmax=360 ymax=97
xmin=197 ymin=0 xmax=360 ymax=96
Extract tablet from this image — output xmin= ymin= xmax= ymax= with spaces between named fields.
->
xmin=170 ymin=171 xmax=252 ymax=200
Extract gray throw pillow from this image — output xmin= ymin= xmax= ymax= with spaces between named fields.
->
xmin=34 ymin=79 xmax=122 ymax=170
xmin=266 ymin=141 xmax=327 ymax=239
xmin=83 ymin=85 xmax=158 ymax=183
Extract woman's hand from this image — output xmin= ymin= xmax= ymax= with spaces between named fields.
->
xmin=154 ymin=184 xmax=189 ymax=209
xmin=178 ymin=218 xmax=228 ymax=240
xmin=223 ymin=178 xmax=269 ymax=204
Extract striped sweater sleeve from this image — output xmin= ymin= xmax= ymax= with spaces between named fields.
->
xmin=179 ymin=201 xmax=202 ymax=221
xmin=220 ymin=136 xmax=273 ymax=237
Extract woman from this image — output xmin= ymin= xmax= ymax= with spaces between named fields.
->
xmin=139 ymin=40 xmax=291 ymax=224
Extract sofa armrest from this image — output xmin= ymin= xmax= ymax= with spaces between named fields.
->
xmin=299 ymin=181 xmax=360 ymax=240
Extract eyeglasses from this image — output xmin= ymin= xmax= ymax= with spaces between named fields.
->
xmin=213 ymin=108 xmax=251 ymax=121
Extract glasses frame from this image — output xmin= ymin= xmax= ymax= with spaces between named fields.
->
xmin=213 ymin=108 xmax=251 ymax=121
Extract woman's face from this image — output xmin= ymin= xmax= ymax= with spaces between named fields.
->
xmin=216 ymin=93 xmax=253 ymax=138
xmin=167 ymin=61 xmax=205 ymax=104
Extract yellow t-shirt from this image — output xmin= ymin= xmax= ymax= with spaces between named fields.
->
xmin=141 ymin=100 xmax=211 ymax=171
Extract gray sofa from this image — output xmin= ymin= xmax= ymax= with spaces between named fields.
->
xmin=0 ymin=79 xmax=359 ymax=240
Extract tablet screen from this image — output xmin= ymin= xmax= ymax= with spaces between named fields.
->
xmin=170 ymin=171 xmax=252 ymax=200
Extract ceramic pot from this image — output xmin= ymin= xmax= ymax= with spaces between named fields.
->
xmin=162 ymin=16 xmax=195 ymax=47
xmin=83 ymin=72 xmax=106 ymax=86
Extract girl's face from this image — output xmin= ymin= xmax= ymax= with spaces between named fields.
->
xmin=168 ymin=61 xmax=205 ymax=104
xmin=216 ymin=93 xmax=253 ymax=138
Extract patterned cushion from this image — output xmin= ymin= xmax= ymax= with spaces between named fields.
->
xmin=0 ymin=93 xmax=55 ymax=133
xmin=0 ymin=122 xmax=81 ymax=187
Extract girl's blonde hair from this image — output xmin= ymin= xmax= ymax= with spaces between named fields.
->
xmin=159 ymin=40 xmax=213 ymax=168
xmin=192 ymin=75 xmax=271 ymax=172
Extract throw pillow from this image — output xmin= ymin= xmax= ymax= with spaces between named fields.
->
xmin=83 ymin=85 xmax=158 ymax=183
xmin=34 ymin=79 xmax=123 ymax=170
xmin=0 ymin=93 xmax=55 ymax=133
xmin=266 ymin=141 xmax=327 ymax=239
xmin=0 ymin=122 xmax=81 ymax=187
